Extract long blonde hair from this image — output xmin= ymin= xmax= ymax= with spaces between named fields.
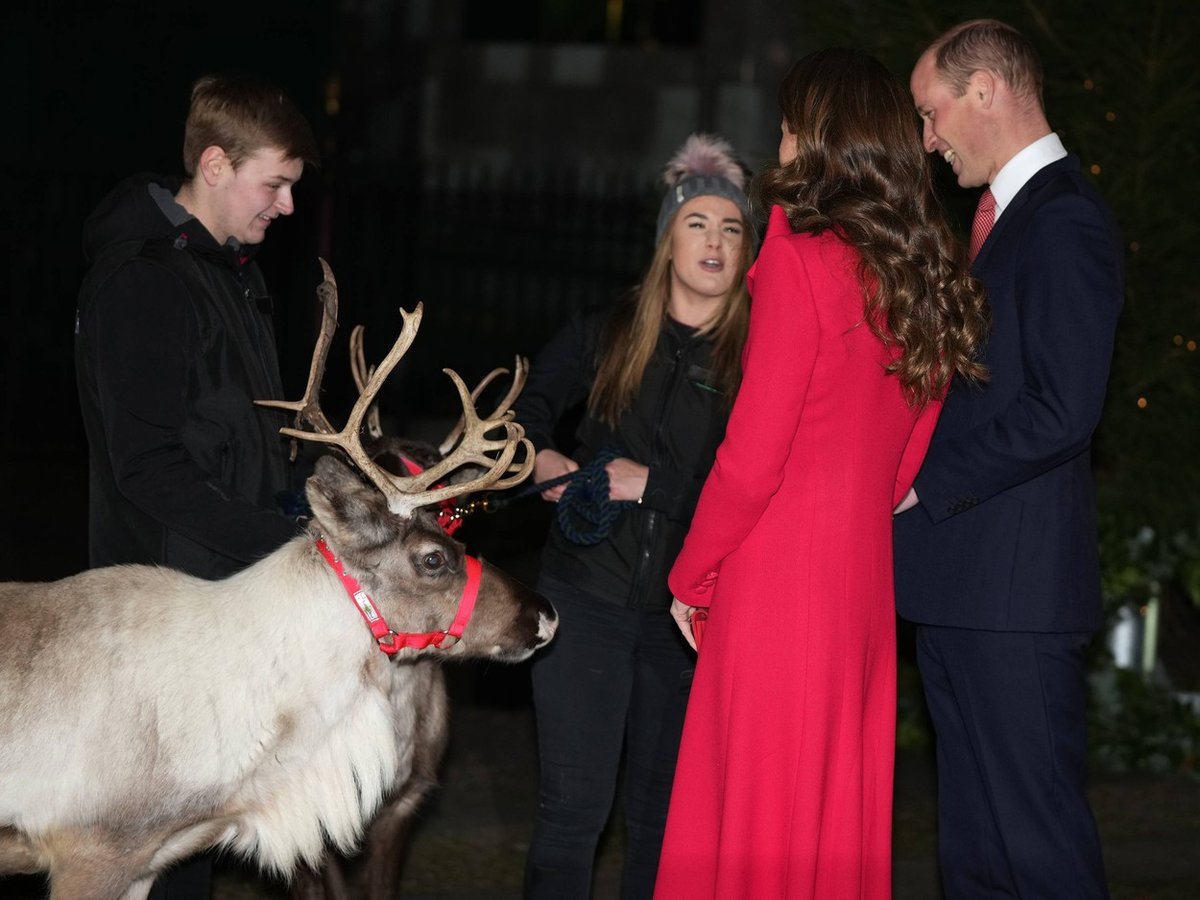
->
xmin=588 ymin=222 xmax=752 ymax=427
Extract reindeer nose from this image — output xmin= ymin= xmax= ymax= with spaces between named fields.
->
xmin=537 ymin=608 xmax=559 ymax=644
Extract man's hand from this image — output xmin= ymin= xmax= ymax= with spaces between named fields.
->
xmin=894 ymin=487 xmax=919 ymax=514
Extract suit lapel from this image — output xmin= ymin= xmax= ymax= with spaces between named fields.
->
xmin=973 ymin=155 xmax=1077 ymax=269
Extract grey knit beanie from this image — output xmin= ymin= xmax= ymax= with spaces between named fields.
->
xmin=655 ymin=134 xmax=752 ymax=244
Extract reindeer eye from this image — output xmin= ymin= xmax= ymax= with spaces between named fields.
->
xmin=420 ymin=550 xmax=447 ymax=573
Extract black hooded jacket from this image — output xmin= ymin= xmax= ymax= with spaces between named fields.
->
xmin=75 ymin=173 xmax=300 ymax=579
xmin=515 ymin=305 xmax=732 ymax=610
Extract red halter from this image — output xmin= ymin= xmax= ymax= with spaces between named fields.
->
xmin=395 ymin=455 xmax=465 ymax=536
xmin=315 ymin=536 xmax=481 ymax=656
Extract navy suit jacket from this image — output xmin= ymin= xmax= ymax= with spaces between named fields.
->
xmin=895 ymin=155 xmax=1124 ymax=633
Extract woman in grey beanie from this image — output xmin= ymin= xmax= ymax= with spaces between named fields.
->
xmin=515 ymin=134 xmax=754 ymax=899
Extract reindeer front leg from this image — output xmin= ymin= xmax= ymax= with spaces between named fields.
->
xmin=362 ymin=664 xmax=450 ymax=900
xmin=289 ymin=861 xmax=351 ymax=900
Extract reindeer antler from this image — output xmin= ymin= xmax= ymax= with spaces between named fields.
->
xmin=438 ymin=358 xmax=530 ymax=457
xmin=255 ymin=258 xmax=338 ymax=447
xmin=403 ymin=356 xmax=534 ymax=494
xmin=352 ymin=320 xmax=530 ymax=482
xmin=257 ymin=261 xmax=534 ymax=518
xmin=348 ymin=324 xmax=383 ymax=440
xmin=349 ymin=324 xmax=527 ymax=474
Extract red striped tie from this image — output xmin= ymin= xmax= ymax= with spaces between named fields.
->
xmin=969 ymin=188 xmax=996 ymax=262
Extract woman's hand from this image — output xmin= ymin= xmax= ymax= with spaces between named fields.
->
xmin=670 ymin=597 xmax=703 ymax=651
xmin=534 ymin=449 xmax=579 ymax=502
xmin=605 ymin=457 xmax=649 ymax=503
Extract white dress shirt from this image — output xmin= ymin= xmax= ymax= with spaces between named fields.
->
xmin=989 ymin=132 xmax=1068 ymax=223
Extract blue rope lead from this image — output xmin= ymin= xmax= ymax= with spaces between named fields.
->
xmin=463 ymin=448 xmax=636 ymax=546
xmin=553 ymin=449 xmax=637 ymax=546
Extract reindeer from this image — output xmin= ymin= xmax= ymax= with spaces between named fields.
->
xmin=0 ymin=262 xmax=557 ymax=900
xmin=282 ymin=267 xmax=532 ymax=900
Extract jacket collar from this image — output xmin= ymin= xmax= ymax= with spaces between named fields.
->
xmin=989 ymin=133 xmax=1068 ymax=219
xmin=974 ymin=154 xmax=1079 ymax=268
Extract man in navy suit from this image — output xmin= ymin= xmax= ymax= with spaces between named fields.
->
xmin=895 ymin=19 xmax=1123 ymax=898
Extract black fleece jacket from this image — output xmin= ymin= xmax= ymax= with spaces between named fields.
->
xmin=75 ymin=173 xmax=300 ymax=580
xmin=515 ymin=305 xmax=732 ymax=609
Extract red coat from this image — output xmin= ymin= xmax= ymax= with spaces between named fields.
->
xmin=655 ymin=207 xmax=940 ymax=899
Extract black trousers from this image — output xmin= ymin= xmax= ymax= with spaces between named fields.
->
xmin=524 ymin=578 xmax=694 ymax=900
xmin=917 ymin=625 xmax=1109 ymax=899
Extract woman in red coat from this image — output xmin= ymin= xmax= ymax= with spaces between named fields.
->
xmin=654 ymin=49 xmax=989 ymax=898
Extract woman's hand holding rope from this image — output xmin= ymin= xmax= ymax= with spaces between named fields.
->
xmin=603 ymin=457 xmax=648 ymax=504
xmin=534 ymin=449 xmax=578 ymax=502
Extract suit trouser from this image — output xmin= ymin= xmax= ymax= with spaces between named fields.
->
xmin=916 ymin=625 xmax=1108 ymax=899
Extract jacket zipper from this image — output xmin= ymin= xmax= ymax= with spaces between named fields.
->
xmin=630 ymin=336 xmax=691 ymax=607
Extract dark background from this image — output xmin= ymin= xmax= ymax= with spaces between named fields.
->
xmin=3 ymin=0 xmax=787 ymax=579
xmin=2 ymin=1 xmax=1199 ymax=897
xmin=3 ymin=0 xmax=1198 ymax=766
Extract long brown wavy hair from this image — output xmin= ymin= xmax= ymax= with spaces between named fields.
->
xmin=756 ymin=48 xmax=988 ymax=404
xmin=589 ymin=217 xmax=753 ymax=427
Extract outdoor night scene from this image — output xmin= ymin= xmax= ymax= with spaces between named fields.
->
xmin=1 ymin=1 xmax=1197 ymax=898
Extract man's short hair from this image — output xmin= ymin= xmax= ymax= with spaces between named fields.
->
xmin=929 ymin=19 xmax=1044 ymax=105
xmin=182 ymin=74 xmax=319 ymax=176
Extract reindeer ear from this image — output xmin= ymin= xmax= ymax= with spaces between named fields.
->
xmin=306 ymin=455 xmax=397 ymax=549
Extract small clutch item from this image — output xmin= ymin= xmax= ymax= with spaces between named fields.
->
xmin=691 ymin=609 xmax=708 ymax=650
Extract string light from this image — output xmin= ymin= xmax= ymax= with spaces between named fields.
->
xmin=324 ymin=75 xmax=340 ymax=117
xmin=1137 ymin=397 xmax=1149 ymax=409
xmin=1090 ymin=164 xmax=1102 ymax=175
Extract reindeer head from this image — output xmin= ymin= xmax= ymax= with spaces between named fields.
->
xmin=257 ymin=260 xmax=556 ymax=661
xmin=304 ymin=454 xmax=554 ymax=661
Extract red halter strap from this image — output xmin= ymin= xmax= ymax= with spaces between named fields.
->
xmin=396 ymin=455 xmax=465 ymax=536
xmin=314 ymin=536 xmax=482 ymax=655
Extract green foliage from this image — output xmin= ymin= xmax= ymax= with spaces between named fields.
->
xmin=1100 ymin=518 xmax=1200 ymax=619
xmin=1089 ymin=662 xmax=1200 ymax=774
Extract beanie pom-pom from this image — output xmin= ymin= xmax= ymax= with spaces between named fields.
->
xmin=661 ymin=134 xmax=746 ymax=191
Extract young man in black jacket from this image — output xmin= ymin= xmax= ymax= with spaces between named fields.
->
xmin=74 ymin=74 xmax=318 ymax=899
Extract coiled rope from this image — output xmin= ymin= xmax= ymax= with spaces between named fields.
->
xmin=484 ymin=448 xmax=636 ymax=546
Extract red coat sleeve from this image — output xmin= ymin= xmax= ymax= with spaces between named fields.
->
xmin=894 ymin=398 xmax=942 ymax=508
xmin=667 ymin=208 xmax=821 ymax=607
